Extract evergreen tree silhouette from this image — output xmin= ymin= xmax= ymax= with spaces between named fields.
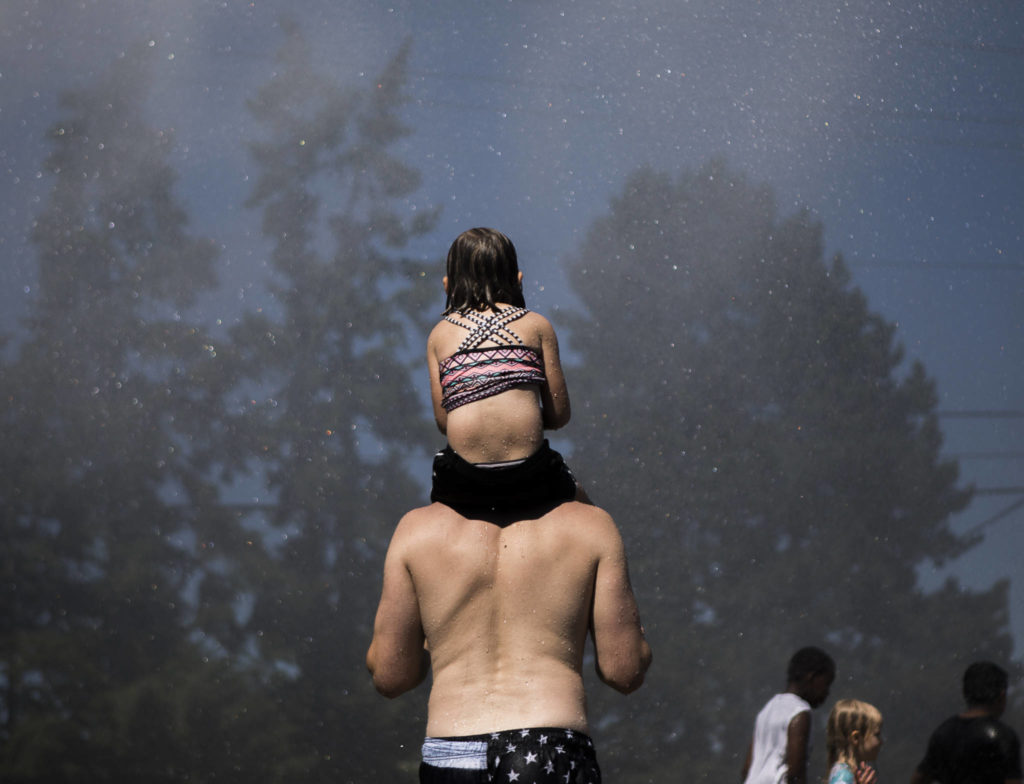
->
xmin=223 ymin=23 xmax=439 ymax=780
xmin=561 ymin=161 xmax=1014 ymax=782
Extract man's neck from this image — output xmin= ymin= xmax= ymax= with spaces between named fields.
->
xmin=960 ymin=706 xmax=997 ymax=719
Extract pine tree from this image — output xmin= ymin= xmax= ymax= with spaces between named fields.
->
xmin=223 ymin=23 xmax=439 ymax=780
xmin=561 ymin=161 xmax=1014 ymax=782
xmin=0 ymin=43 xmax=294 ymax=782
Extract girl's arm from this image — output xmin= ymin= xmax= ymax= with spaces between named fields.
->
xmin=536 ymin=315 xmax=570 ymax=429
xmin=426 ymin=328 xmax=448 ymax=434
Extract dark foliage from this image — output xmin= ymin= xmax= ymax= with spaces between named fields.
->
xmin=215 ymin=23 xmax=439 ymax=782
xmin=561 ymin=161 xmax=1017 ymax=782
xmin=2 ymin=27 xmax=1018 ymax=784
xmin=0 ymin=43 xmax=285 ymax=781
xmin=1 ymin=28 xmax=438 ymax=783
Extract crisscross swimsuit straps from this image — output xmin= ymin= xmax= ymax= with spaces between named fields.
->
xmin=438 ymin=306 xmax=546 ymax=413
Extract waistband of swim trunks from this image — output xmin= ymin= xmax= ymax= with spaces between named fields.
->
xmin=421 ymin=737 xmax=489 ymax=770
xmin=425 ymin=727 xmax=593 ymax=745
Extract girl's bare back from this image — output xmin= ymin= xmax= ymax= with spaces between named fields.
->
xmin=427 ymin=306 xmax=569 ymax=464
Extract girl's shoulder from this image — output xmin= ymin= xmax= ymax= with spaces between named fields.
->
xmin=509 ymin=307 xmax=556 ymax=337
xmin=438 ymin=305 xmax=556 ymax=336
xmin=427 ymin=317 xmax=455 ymax=344
xmin=828 ymin=762 xmax=856 ymax=784
xmin=427 ymin=318 xmax=464 ymax=360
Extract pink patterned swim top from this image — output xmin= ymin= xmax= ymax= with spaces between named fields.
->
xmin=438 ymin=306 xmax=546 ymax=413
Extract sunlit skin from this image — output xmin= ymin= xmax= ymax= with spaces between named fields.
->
xmin=427 ymin=273 xmax=571 ymax=465
xmin=853 ymin=762 xmax=878 ymax=784
xmin=845 ymin=721 xmax=883 ymax=784
xmin=366 ymin=500 xmax=651 ymax=737
xmin=857 ymin=723 xmax=883 ymax=763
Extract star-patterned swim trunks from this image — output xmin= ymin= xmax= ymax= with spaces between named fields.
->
xmin=419 ymin=727 xmax=601 ymax=783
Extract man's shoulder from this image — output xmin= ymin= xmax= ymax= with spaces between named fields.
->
xmin=972 ymin=715 xmax=1021 ymax=745
xmin=412 ymin=501 xmax=623 ymax=552
xmin=928 ymin=713 xmax=1019 ymax=744
xmin=542 ymin=502 xmax=623 ymax=543
xmin=392 ymin=503 xmax=462 ymax=543
xmin=927 ymin=714 xmax=964 ymax=739
xmin=546 ymin=500 xmax=616 ymax=525
xmin=398 ymin=500 xmax=622 ymax=539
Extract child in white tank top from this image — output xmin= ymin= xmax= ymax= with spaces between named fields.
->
xmin=741 ymin=647 xmax=835 ymax=784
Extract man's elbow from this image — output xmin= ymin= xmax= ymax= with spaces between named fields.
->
xmin=368 ymin=662 xmax=426 ymax=698
xmin=599 ymin=667 xmax=647 ymax=695
xmin=597 ymin=642 xmax=652 ymax=694
xmin=366 ymin=647 xmax=429 ymax=698
xmin=371 ymin=672 xmax=417 ymax=699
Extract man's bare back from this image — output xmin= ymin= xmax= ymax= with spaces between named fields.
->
xmin=367 ymin=500 xmax=651 ymax=738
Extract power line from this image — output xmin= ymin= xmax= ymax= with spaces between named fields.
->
xmin=851 ymin=130 xmax=1024 ymax=153
xmin=950 ymin=451 xmax=1024 ymax=460
xmin=852 ymin=105 xmax=1024 ymax=129
xmin=962 ymin=496 xmax=1024 ymax=537
xmin=899 ymin=37 xmax=1024 ymax=58
xmin=936 ymin=410 xmax=1024 ymax=419
xmin=844 ymin=259 xmax=1024 ymax=271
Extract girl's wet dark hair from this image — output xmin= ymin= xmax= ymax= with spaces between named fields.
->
xmin=444 ymin=228 xmax=526 ymax=314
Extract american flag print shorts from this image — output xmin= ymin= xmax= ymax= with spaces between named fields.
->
xmin=420 ymin=727 xmax=601 ymax=783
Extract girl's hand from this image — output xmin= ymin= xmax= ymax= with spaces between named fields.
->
xmin=854 ymin=762 xmax=877 ymax=784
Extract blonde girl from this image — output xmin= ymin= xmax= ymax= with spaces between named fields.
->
xmin=826 ymin=699 xmax=883 ymax=784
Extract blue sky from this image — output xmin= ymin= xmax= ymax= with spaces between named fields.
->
xmin=2 ymin=0 xmax=1021 ymax=647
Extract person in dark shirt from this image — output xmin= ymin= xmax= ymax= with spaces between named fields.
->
xmin=910 ymin=661 xmax=1022 ymax=784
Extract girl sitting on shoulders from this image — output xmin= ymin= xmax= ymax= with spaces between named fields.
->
xmin=427 ymin=227 xmax=585 ymax=512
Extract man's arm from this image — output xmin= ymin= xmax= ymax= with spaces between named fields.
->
xmin=366 ymin=517 xmax=430 ymax=698
xmin=589 ymin=510 xmax=651 ymax=694
xmin=784 ymin=710 xmax=811 ymax=784
xmin=910 ymin=724 xmax=944 ymax=784
xmin=1005 ymin=726 xmax=1022 ymax=784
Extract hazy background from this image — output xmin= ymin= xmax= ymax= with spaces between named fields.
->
xmin=1 ymin=1 xmax=1021 ymax=781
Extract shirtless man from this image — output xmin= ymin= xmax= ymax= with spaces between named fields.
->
xmin=366 ymin=499 xmax=652 ymax=782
